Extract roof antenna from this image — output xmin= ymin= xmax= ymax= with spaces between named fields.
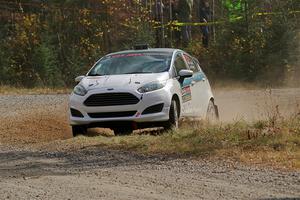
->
xmin=133 ymin=44 xmax=149 ymax=50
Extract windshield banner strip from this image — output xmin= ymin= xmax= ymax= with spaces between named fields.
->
xmin=111 ymin=53 xmax=144 ymax=58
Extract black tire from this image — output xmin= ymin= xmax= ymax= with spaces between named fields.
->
xmin=163 ymin=99 xmax=179 ymax=130
xmin=72 ymin=125 xmax=87 ymax=137
xmin=112 ymin=127 xmax=133 ymax=136
xmin=206 ymin=100 xmax=219 ymax=123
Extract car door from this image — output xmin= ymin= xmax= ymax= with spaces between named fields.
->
xmin=183 ymin=54 xmax=208 ymax=118
xmin=173 ymin=52 xmax=193 ymax=116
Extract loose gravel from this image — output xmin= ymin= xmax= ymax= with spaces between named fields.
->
xmin=0 ymin=89 xmax=300 ymax=200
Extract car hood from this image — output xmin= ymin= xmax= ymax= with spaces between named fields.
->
xmin=80 ymin=72 xmax=170 ymax=91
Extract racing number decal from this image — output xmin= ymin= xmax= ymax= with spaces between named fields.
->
xmin=182 ymin=85 xmax=192 ymax=103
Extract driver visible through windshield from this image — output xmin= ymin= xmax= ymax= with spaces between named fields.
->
xmin=88 ymin=52 xmax=172 ymax=76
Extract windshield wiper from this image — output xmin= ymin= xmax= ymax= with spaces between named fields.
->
xmin=88 ymin=73 xmax=105 ymax=76
xmin=124 ymin=72 xmax=153 ymax=74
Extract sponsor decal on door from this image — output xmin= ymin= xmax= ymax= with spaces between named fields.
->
xmin=182 ymin=85 xmax=192 ymax=103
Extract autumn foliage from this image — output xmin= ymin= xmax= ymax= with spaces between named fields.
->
xmin=0 ymin=0 xmax=299 ymax=87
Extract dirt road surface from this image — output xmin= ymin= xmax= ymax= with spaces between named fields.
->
xmin=0 ymin=88 xmax=300 ymax=199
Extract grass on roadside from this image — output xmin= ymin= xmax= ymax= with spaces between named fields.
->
xmin=72 ymin=114 xmax=300 ymax=170
xmin=0 ymin=85 xmax=71 ymax=95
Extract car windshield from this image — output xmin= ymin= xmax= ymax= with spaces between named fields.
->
xmin=88 ymin=52 xmax=172 ymax=76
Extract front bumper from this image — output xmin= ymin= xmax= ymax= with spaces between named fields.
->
xmin=69 ymin=87 xmax=172 ymax=126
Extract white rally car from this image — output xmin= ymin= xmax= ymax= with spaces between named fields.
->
xmin=69 ymin=46 xmax=218 ymax=136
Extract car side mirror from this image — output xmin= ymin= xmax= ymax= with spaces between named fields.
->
xmin=75 ymin=75 xmax=85 ymax=83
xmin=178 ymin=69 xmax=193 ymax=78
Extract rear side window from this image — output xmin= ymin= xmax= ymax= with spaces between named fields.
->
xmin=193 ymin=58 xmax=203 ymax=73
xmin=174 ymin=54 xmax=187 ymax=74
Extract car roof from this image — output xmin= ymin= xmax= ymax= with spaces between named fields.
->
xmin=107 ymin=48 xmax=181 ymax=56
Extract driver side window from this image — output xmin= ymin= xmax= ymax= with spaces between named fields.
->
xmin=174 ymin=54 xmax=187 ymax=75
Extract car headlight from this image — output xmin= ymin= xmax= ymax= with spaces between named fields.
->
xmin=73 ymin=84 xmax=87 ymax=96
xmin=137 ymin=81 xmax=167 ymax=93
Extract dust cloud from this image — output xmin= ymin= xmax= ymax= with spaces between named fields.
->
xmin=284 ymin=30 xmax=300 ymax=87
xmin=1 ymin=88 xmax=300 ymax=145
xmin=214 ymin=88 xmax=300 ymax=122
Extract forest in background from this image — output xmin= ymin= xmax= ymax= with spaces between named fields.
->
xmin=0 ymin=0 xmax=299 ymax=87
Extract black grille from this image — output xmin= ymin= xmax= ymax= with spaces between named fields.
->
xmin=84 ymin=93 xmax=140 ymax=107
xmin=142 ymin=103 xmax=164 ymax=115
xmin=70 ymin=108 xmax=84 ymax=118
xmin=88 ymin=111 xmax=137 ymax=118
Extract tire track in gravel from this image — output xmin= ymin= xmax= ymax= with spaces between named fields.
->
xmin=0 ymin=146 xmax=299 ymax=200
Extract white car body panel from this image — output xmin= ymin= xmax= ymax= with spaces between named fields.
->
xmin=69 ymin=48 xmax=215 ymax=127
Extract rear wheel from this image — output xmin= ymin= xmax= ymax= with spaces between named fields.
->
xmin=206 ymin=100 xmax=219 ymax=123
xmin=72 ymin=125 xmax=87 ymax=137
xmin=163 ymin=99 xmax=179 ymax=131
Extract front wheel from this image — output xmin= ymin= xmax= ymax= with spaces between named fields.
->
xmin=206 ymin=100 xmax=219 ymax=123
xmin=163 ymin=99 xmax=179 ymax=130
xmin=72 ymin=125 xmax=87 ymax=137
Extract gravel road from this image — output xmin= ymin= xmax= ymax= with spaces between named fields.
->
xmin=0 ymin=88 xmax=300 ymax=200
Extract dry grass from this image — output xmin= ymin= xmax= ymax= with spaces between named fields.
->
xmin=0 ymin=85 xmax=71 ymax=95
xmin=69 ymin=113 xmax=300 ymax=170
xmin=2 ymin=84 xmax=297 ymax=169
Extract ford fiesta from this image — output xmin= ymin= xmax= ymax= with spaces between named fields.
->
xmin=69 ymin=46 xmax=218 ymax=136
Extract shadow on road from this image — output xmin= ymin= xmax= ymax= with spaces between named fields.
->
xmin=0 ymin=146 xmax=170 ymax=179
